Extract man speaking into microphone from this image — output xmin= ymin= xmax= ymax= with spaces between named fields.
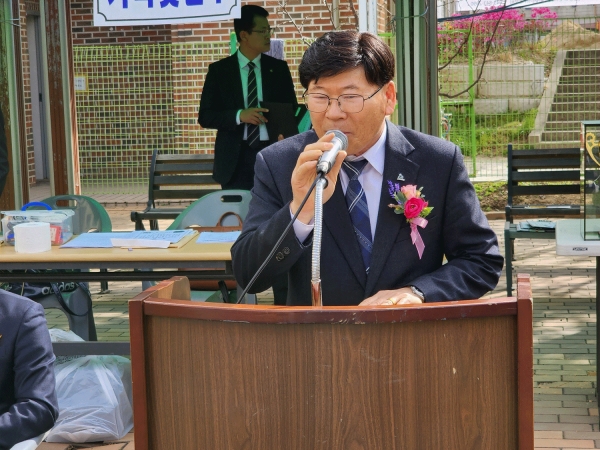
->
xmin=231 ymin=31 xmax=503 ymax=306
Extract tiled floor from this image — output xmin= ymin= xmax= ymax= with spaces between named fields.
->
xmin=27 ymin=182 xmax=600 ymax=449
xmin=38 ymin=433 xmax=134 ymax=450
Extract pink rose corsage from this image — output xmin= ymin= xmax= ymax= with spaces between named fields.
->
xmin=388 ymin=182 xmax=433 ymax=259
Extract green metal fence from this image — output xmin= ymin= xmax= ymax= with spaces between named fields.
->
xmin=438 ymin=15 xmax=600 ymax=180
xmin=73 ymin=40 xmax=310 ymax=195
xmin=73 ymin=17 xmax=600 ymax=194
xmin=74 ymin=44 xmax=176 ymax=194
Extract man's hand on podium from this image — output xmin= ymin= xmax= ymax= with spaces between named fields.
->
xmin=359 ymin=287 xmax=423 ymax=306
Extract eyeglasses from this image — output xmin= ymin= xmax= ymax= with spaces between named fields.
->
xmin=250 ymin=27 xmax=276 ymax=36
xmin=303 ymin=85 xmax=384 ymax=114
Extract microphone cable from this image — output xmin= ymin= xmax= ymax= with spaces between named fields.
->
xmin=236 ymin=174 xmax=325 ymax=304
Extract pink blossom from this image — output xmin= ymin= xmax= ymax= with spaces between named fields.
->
xmin=438 ymin=6 xmax=533 ymax=55
xmin=531 ymin=7 xmax=557 ymax=20
xmin=401 ymin=185 xmax=418 ymax=200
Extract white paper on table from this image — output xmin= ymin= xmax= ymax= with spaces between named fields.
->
xmin=196 ymin=231 xmax=241 ymax=243
xmin=61 ymin=232 xmax=135 ymax=248
xmin=110 ymin=238 xmax=170 ymax=249
xmin=134 ymin=229 xmax=195 ymax=243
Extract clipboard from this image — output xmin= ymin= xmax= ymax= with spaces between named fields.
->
xmin=168 ymin=230 xmax=198 ymax=248
xmin=109 ymin=230 xmax=198 ymax=249
xmin=134 ymin=229 xmax=199 ymax=248
xmin=262 ymin=101 xmax=300 ymax=141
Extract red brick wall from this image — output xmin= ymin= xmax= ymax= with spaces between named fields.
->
xmin=74 ymin=45 xmax=177 ymax=180
xmin=69 ymin=0 xmax=394 ymax=191
xmin=70 ymin=0 xmax=172 ymax=45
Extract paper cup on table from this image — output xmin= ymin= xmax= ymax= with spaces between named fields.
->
xmin=14 ymin=222 xmax=52 ymax=253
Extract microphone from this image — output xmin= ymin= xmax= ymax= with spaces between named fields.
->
xmin=316 ymin=130 xmax=348 ymax=175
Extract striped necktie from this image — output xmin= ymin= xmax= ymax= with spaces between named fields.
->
xmin=341 ymin=159 xmax=372 ymax=273
xmin=246 ymin=61 xmax=260 ymax=149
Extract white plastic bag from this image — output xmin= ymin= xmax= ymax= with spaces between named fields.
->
xmin=46 ymin=329 xmax=133 ymax=443
xmin=49 ymin=328 xmax=83 ymax=344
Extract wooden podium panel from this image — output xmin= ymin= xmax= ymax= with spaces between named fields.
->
xmin=130 ymin=276 xmax=533 ymax=450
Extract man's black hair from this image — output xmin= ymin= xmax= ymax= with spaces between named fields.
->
xmin=234 ymin=5 xmax=269 ymax=41
xmin=299 ymin=31 xmax=395 ymax=89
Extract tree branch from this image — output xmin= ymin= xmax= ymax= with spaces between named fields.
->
xmin=322 ymin=0 xmax=338 ymax=29
xmin=348 ymin=0 xmax=360 ymax=30
xmin=438 ymin=0 xmax=485 ymax=71
xmin=276 ymin=0 xmax=312 ymax=46
xmin=437 ymin=21 xmax=475 ymax=71
xmin=438 ymin=8 xmax=505 ymax=99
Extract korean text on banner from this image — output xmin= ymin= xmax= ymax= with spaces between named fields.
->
xmin=94 ymin=0 xmax=241 ymax=27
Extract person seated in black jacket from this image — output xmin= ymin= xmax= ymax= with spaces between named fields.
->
xmin=0 ymin=290 xmax=58 ymax=449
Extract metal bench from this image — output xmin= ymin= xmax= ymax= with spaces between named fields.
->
xmin=504 ymin=144 xmax=581 ymax=296
xmin=130 ymin=150 xmax=220 ymax=230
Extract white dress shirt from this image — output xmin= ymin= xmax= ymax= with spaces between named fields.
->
xmin=235 ymin=52 xmax=269 ymax=142
xmin=292 ymin=124 xmax=387 ymax=242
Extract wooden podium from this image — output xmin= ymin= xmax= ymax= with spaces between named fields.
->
xmin=130 ymin=275 xmax=533 ymax=450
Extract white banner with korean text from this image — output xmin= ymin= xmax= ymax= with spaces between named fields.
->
xmin=94 ymin=0 xmax=241 ymax=27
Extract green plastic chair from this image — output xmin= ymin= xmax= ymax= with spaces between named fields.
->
xmin=168 ymin=190 xmax=251 ymax=230
xmin=167 ymin=190 xmax=255 ymax=303
xmin=41 ymin=194 xmax=113 ymax=293
xmin=41 ymin=195 xmax=112 ymax=234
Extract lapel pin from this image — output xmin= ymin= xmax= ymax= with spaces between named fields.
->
xmin=397 ymin=173 xmax=405 ymax=181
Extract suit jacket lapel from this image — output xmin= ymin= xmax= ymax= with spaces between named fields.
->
xmin=228 ymin=52 xmax=245 ymax=109
xmin=365 ymin=124 xmax=420 ymax=297
xmin=324 ymin=181 xmax=368 ymax=288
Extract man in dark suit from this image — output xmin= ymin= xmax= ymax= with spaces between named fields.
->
xmin=198 ymin=4 xmax=298 ymax=190
xmin=231 ymin=31 xmax=503 ymax=306
xmin=199 ymin=5 xmax=296 ymax=305
xmin=0 ymin=290 xmax=58 ymax=448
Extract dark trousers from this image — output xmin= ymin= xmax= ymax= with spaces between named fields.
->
xmin=222 ymin=140 xmax=268 ymax=190
xmin=223 ymin=140 xmax=288 ymax=305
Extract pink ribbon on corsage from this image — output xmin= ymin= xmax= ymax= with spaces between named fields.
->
xmin=409 ymin=217 xmax=428 ymax=259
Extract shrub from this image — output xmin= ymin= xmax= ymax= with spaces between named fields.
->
xmin=438 ymin=7 xmax=527 ymax=55
xmin=527 ymin=7 xmax=558 ymax=34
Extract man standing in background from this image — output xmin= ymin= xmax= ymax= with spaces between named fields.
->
xmin=0 ymin=109 xmax=9 ymax=197
xmin=198 ymin=4 xmax=297 ymax=190
xmin=199 ymin=5 xmax=297 ymax=305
